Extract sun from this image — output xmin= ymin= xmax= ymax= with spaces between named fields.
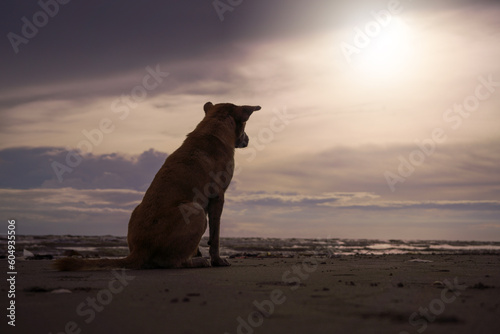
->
xmin=354 ymin=18 xmax=415 ymax=79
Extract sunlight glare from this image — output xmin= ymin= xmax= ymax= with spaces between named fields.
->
xmin=356 ymin=18 xmax=414 ymax=79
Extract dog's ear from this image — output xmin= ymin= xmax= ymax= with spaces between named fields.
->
xmin=237 ymin=105 xmax=261 ymax=122
xmin=203 ymin=102 xmax=214 ymax=114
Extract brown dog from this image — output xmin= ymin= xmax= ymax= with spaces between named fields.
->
xmin=54 ymin=102 xmax=260 ymax=270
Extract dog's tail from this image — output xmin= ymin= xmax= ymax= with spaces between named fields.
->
xmin=53 ymin=255 xmax=141 ymax=271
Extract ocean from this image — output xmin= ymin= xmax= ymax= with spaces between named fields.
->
xmin=2 ymin=235 xmax=500 ymax=259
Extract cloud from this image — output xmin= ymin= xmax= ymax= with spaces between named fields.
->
xmin=0 ymin=187 xmax=143 ymax=235
xmin=222 ymin=190 xmax=500 ymax=240
xmin=4 ymin=0 xmax=496 ymax=101
xmin=227 ymin=191 xmax=378 ymax=207
xmin=231 ymin=137 xmax=500 ymax=204
xmin=226 ymin=190 xmax=500 ymax=211
xmin=0 ymin=147 xmax=167 ymax=190
xmin=1 ymin=0 xmax=351 ymax=94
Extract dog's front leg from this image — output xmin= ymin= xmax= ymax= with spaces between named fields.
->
xmin=207 ymin=195 xmax=230 ymax=267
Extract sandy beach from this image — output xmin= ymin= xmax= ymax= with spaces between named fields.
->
xmin=3 ymin=254 xmax=499 ymax=334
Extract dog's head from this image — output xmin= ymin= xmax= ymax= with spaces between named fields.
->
xmin=203 ymin=102 xmax=261 ymax=148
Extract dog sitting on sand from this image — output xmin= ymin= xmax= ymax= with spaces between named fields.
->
xmin=54 ymin=102 xmax=260 ymax=270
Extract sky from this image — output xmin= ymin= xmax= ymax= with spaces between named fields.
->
xmin=1 ymin=0 xmax=499 ymax=241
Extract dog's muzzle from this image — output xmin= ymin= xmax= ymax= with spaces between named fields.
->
xmin=236 ymin=132 xmax=249 ymax=148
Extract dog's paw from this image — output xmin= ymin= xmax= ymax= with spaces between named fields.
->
xmin=211 ymin=257 xmax=231 ymax=267
xmin=182 ymin=257 xmax=211 ymax=268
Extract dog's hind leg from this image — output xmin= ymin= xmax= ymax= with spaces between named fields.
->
xmin=164 ymin=202 xmax=210 ymax=268
xmin=179 ymin=203 xmax=210 ymax=268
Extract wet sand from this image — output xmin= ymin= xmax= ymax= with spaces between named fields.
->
xmin=3 ymin=254 xmax=499 ymax=334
